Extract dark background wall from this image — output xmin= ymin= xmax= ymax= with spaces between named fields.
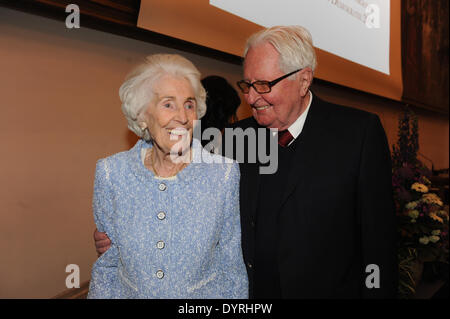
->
xmin=402 ymin=0 xmax=449 ymax=113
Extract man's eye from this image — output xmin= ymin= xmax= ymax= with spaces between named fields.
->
xmin=185 ymin=103 xmax=194 ymax=109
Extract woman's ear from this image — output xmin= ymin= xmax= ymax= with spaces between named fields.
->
xmin=139 ymin=122 xmax=147 ymax=131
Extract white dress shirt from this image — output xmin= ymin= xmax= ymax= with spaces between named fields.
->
xmin=286 ymin=90 xmax=313 ymax=146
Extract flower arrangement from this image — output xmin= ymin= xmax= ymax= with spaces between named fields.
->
xmin=392 ymin=108 xmax=449 ymax=299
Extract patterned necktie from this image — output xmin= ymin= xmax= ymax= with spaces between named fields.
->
xmin=278 ymin=130 xmax=294 ymax=147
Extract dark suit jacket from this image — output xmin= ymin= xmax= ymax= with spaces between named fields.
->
xmin=227 ymin=95 xmax=397 ymax=298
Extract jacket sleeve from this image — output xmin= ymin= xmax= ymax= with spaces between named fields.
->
xmin=216 ymin=163 xmax=249 ymax=298
xmin=87 ymin=159 xmax=120 ymax=299
xmin=357 ymin=114 xmax=397 ymax=298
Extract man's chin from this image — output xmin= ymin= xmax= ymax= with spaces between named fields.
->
xmin=253 ymin=114 xmax=273 ymax=128
xmin=253 ymin=108 xmax=273 ymax=124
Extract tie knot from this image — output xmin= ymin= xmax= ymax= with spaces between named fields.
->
xmin=278 ymin=130 xmax=294 ymax=147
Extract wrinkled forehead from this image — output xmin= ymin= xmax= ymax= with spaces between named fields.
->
xmin=153 ymin=74 xmax=194 ymax=95
xmin=243 ymin=42 xmax=282 ymax=80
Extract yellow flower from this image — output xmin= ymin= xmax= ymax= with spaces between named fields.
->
xmin=429 ymin=212 xmax=444 ymax=223
xmin=431 ymin=229 xmax=441 ymax=236
xmin=437 ymin=210 xmax=449 ymax=220
xmin=421 ymin=193 xmax=443 ymax=206
xmin=419 ymin=237 xmax=430 ymax=245
xmin=405 ymin=201 xmax=418 ymax=210
xmin=408 ymin=210 xmax=419 ymax=219
xmin=429 ymin=236 xmax=440 ymax=243
xmin=411 ymin=183 xmax=428 ymax=193
xmin=422 ymin=176 xmax=431 ymax=185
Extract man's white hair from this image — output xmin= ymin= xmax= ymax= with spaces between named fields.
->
xmin=244 ymin=25 xmax=317 ymax=75
xmin=119 ymin=54 xmax=207 ymax=141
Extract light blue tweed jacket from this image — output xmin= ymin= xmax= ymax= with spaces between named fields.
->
xmin=87 ymin=138 xmax=248 ymax=299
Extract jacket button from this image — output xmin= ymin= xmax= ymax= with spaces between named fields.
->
xmin=156 ymin=270 xmax=164 ymax=279
xmin=157 ymin=211 xmax=166 ymax=220
xmin=250 ymin=220 xmax=256 ymax=228
xmin=247 ymin=262 xmax=253 ymax=269
xmin=156 ymin=241 xmax=165 ymax=249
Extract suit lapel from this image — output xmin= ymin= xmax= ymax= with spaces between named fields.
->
xmin=234 ymin=117 xmax=263 ymax=222
xmin=241 ymin=162 xmax=261 ymax=221
xmin=277 ymin=96 xmax=328 ymax=212
xmin=237 ymin=98 xmax=329 ymax=218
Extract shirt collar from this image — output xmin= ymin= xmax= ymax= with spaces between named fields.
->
xmin=286 ymin=90 xmax=313 ymax=145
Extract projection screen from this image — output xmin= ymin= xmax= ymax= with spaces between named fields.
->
xmin=137 ymin=0 xmax=402 ymax=101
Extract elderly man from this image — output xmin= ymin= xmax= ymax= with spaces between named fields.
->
xmin=95 ymin=25 xmax=397 ymax=298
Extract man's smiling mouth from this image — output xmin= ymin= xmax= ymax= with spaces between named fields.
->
xmin=253 ymin=105 xmax=271 ymax=111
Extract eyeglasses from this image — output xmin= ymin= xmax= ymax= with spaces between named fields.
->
xmin=236 ymin=69 xmax=302 ymax=94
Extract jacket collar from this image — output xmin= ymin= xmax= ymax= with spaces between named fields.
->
xmin=241 ymin=94 xmax=331 ymax=217
xmin=128 ymin=138 xmax=205 ymax=184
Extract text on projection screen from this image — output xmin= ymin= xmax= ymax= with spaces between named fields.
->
xmin=210 ymin=0 xmax=390 ymax=75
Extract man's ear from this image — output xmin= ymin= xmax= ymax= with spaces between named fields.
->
xmin=298 ymin=67 xmax=313 ymax=96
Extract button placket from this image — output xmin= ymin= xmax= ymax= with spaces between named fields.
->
xmin=155 ymin=182 xmax=168 ymax=282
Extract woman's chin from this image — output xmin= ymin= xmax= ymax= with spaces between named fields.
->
xmin=167 ymin=140 xmax=192 ymax=156
xmin=154 ymin=136 xmax=191 ymax=152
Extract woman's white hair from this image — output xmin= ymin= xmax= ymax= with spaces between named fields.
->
xmin=244 ymin=25 xmax=317 ymax=75
xmin=119 ymin=54 xmax=207 ymax=141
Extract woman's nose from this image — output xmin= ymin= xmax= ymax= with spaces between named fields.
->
xmin=175 ymin=106 xmax=188 ymax=123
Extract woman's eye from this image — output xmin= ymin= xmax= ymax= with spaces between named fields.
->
xmin=163 ymin=103 xmax=171 ymax=108
xmin=185 ymin=103 xmax=194 ymax=109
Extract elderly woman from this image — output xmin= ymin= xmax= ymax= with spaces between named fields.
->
xmin=87 ymin=54 xmax=248 ymax=299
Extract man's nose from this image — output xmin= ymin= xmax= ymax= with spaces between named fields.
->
xmin=245 ymin=86 xmax=261 ymax=105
